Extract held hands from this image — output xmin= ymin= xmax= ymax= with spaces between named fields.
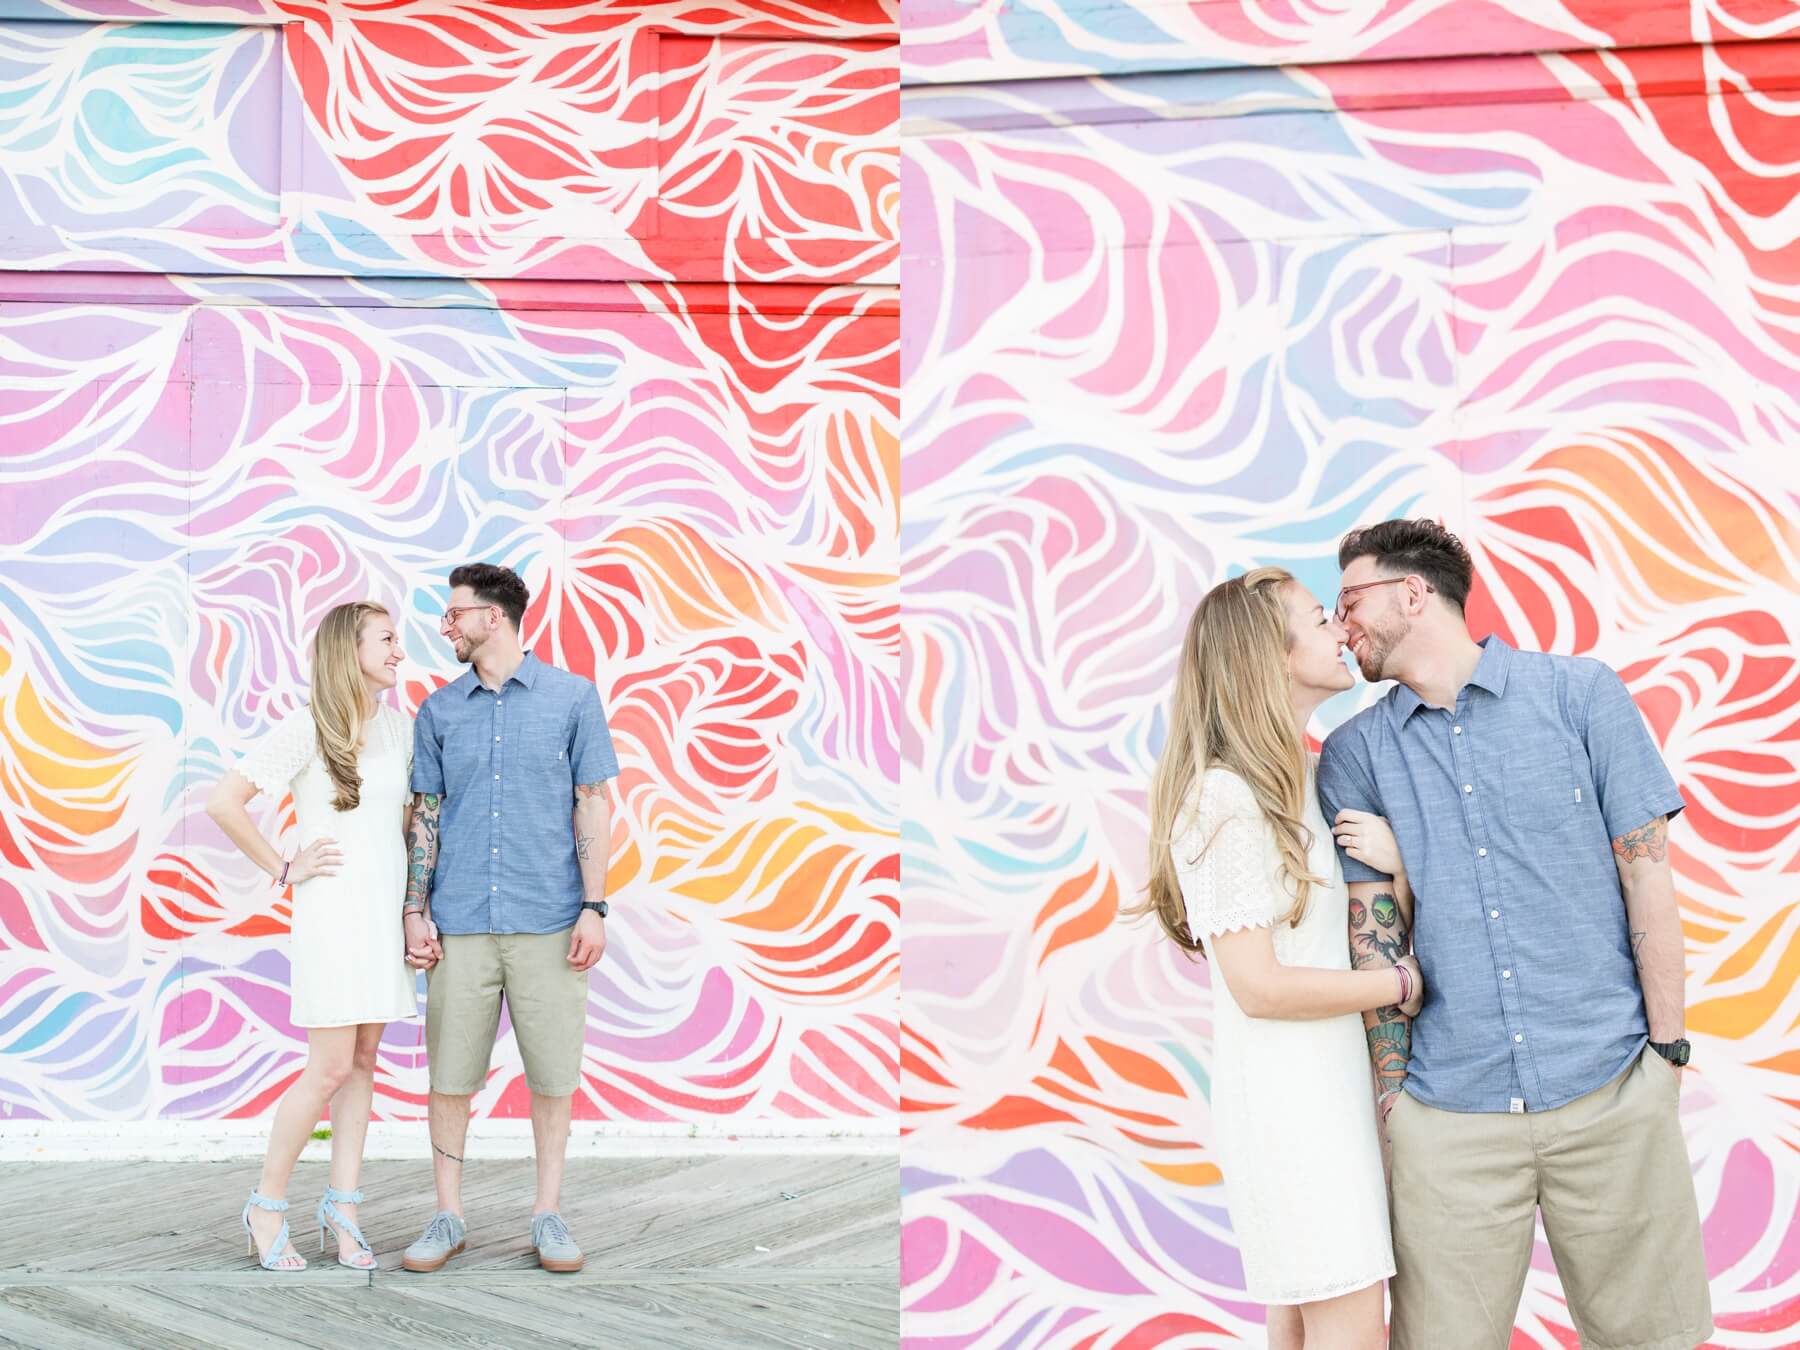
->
xmin=403 ymin=911 xmax=441 ymax=970
xmin=286 ymin=837 xmax=343 ymax=885
xmin=567 ymin=908 xmax=606 ymax=972
xmin=1396 ymin=953 xmax=1425 ymax=1018
xmin=1334 ymin=809 xmax=1403 ymax=879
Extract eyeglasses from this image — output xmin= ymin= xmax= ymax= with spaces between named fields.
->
xmin=1333 ymin=576 xmax=1433 ymax=624
xmin=440 ymin=604 xmax=495 ymax=630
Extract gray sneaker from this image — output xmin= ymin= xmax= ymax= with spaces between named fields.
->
xmin=402 ymin=1211 xmax=467 ymax=1272
xmin=531 ymin=1211 xmax=582 ymax=1273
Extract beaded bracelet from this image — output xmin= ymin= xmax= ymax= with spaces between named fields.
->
xmin=276 ymin=856 xmax=291 ymax=888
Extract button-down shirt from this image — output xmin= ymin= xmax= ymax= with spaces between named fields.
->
xmin=411 ymin=653 xmax=619 ymax=935
xmin=1317 ymin=636 xmax=1685 ymax=1113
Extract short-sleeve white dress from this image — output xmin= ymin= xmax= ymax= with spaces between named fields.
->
xmin=238 ymin=704 xmax=419 ymax=1028
xmin=1172 ymin=759 xmax=1394 ymax=1304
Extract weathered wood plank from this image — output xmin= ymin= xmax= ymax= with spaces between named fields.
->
xmin=0 ymin=1155 xmax=898 ymax=1348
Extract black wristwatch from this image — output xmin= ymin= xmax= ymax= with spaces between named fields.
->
xmin=1649 ymin=1038 xmax=1690 ymax=1067
xmin=580 ymin=900 xmax=609 ymax=919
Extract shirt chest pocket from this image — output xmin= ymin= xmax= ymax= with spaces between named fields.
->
xmin=519 ymin=725 xmax=574 ymax=797
xmin=1502 ymin=738 xmax=1582 ymax=833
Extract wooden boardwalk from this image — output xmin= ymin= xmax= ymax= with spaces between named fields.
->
xmin=0 ymin=1154 xmax=898 ymax=1349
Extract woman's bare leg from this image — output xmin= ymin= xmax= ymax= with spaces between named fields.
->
xmin=247 ymin=1026 xmax=356 ymax=1266
xmin=321 ymin=1022 xmax=385 ymax=1262
xmin=1267 ymin=1301 xmax=1305 ymax=1350
xmin=1296 ymin=1280 xmax=1385 ymax=1350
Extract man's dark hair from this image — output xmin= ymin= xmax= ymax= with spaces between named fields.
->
xmin=449 ymin=562 xmax=530 ymax=631
xmin=1338 ymin=519 xmax=1474 ymax=614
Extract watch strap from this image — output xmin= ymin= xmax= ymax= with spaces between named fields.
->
xmin=580 ymin=900 xmax=609 ymax=919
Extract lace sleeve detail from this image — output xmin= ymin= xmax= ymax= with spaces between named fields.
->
xmin=237 ymin=710 xmax=316 ymax=799
xmin=1170 ymin=771 xmax=1278 ymax=939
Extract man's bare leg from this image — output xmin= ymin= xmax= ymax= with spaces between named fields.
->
xmin=529 ymin=1091 xmax=572 ymax=1215
xmin=429 ymin=1091 xmax=472 ymax=1216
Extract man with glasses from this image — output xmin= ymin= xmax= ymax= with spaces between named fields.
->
xmin=399 ymin=562 xmax=619 ymax=1275
xmin=1315 ymin=519 xmax=1711 ymax=1349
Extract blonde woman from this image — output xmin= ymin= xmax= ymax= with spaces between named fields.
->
xmin=1138 ymin=569 xmax=1423 ymax=1350
xmin=205 ymin=601 xmax=419 ymax=1271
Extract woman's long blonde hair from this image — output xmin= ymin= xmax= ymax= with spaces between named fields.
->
xmin=1135 ymin=567 xmax=1325 ymax=955
xmin=310 ymin=600 xmax=389 ymax=812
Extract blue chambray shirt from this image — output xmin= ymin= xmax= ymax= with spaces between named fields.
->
xmin=1317 ymin=636 xmax=1686 ymax=1113
xmin=411 ymin=653 xmax=619 ymax=936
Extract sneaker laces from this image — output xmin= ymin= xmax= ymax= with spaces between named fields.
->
xmin=536 ymin=1213 xmax=571 ymax=1246
xmin=422 ymin=1213 xmax=458 ymax=1246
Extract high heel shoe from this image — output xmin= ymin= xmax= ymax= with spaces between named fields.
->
xmin=242 ymin=1189 xmax=305 ymax=1271
xmin=317 ymin=1185 xmax=377 ymax=1269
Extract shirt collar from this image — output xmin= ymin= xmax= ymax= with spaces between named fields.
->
xmin=459 ymin=650 xmax=540 ymax=697
xmin=1389 ymin=635 xmax=1511 ymax=725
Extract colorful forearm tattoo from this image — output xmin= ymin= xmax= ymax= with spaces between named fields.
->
xmin=1351 ymin=889 xmax=1411 ymax=1084
xmin=1368 ymin=1020 xmax=1410 ymax=1094
xmin=404 ymin=793 xmax=440 ymax=911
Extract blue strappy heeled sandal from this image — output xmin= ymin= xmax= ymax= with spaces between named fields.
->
xmin=242 ymin=1189 xmax=305 ymax=1271
xmin=317 ymin=1185 xmax=377 ymax=1269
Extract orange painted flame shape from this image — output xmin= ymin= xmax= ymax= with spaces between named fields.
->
xmin=0 ymin=646 xmax=138 ymax=896
xmin=654 ymin=804 xmax=897 ymax=1003
xmin=1472 ymin=429 xmax=1800 ymax=651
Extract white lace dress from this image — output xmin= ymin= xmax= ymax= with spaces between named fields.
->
xmin=238 ymin=704 xmax=419 ymax=1028
xmin=1172 ymin=762 xmax=1394 ymax=1304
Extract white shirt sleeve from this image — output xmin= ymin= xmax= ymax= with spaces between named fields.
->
xmin=1171 ymin=769 xmax=1278 ymax=938
xmin=237 ymin=710 xmax=316 ymax=799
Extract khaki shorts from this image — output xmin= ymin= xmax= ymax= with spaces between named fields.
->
xmin=426 ymin=927 xmax=589 ymax=1097
xmin=1388 ymin=1045 xmax=1712 ymax=1350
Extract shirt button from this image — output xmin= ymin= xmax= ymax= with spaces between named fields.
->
xmin=492 ymin=811 xmax=498 ymax=818
xmin=491 ymin=885 xmax=498 ymax=892
xmin=491 ymin=848 xmax=498 ymax=854
xmin=1514 ymin=1033 xmax=1523 ymax=1043
xmin=495 ymin=736 xmax=501 ymax=742
xmin=1453 ymin=725 xmax=1462 ymax=735
xmin=1503 ymin=969 xmax=1512 ymax=979
xmin=1478 ymin=848 xmax=1488 ymax=858
xmin=493 ymin=774 xmax=500 ymax=780
xmin=1490 ymin=909 xmax=1499 ymax=919
xmin=1463 ymin=784 xmax=1472 ymax=793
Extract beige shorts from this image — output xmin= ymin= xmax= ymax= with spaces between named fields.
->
xmin=1388 ymin=1045 xmax=1712 ymax=1350
xmin=426 ymin=927 xmax=589 ymax=1097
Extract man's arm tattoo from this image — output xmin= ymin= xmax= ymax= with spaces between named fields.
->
xmin=1353 ymin=930 xmax=1407 ymax=966
xmin=1368 ymin=1020 xmax=1410 ymax=1096
xmin=1630 ymin=928 xmax=1647 ymax=970
xmin=1612 ymin=816 xmax=1668 ymax=865
xmin=575 ymin=831 xmax=594 ymax=861
xmin=575 ymin=781 xmax=608 ymax=799
xmin=404 ymin=793 xmax=441 ymax=912
xmin=1350 ymin=888 xmax=1412 ymax=1089
xmin=1350 ymin=889 xmax=1408 ymax=966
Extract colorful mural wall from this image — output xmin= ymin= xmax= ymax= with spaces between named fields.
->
xmin=901 ymin=3 xmax=1800 ymax=1346
xmin=0 ymin=1 xmax=898 ymax=1126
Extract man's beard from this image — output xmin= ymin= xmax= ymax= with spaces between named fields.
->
xmin=1354 ymin=624 xmax=1397 ymax=681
